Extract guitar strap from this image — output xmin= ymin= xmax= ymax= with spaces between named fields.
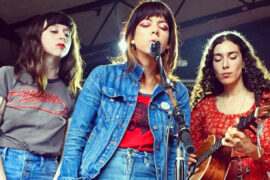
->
xmin=232 ymin=94 xmax=262 ymax=179
xmin=255 ymin=94 xmax=264 ymax=159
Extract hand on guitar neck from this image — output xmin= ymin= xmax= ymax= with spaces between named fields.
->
xmin=188 ymin=100 xmax=270 ymax=180
xmin=222 ymin=126 xmax=264 ymax=160
xmin=222 ymin=101 xmax=270 ymax=160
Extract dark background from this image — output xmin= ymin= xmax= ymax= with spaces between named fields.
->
xmin=0 ymin=0 xmax=269 ymax=90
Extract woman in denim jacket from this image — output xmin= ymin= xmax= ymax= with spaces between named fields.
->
xmin=59 ymin=1 xmax=191 ymax=179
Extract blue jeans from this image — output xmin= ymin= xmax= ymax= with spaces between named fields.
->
xmin=92 ymin=148 xmax=156 ymax=180
xmin=0 ymin=147 xmax=58 ymax=180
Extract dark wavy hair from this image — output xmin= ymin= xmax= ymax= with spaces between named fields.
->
xmin=112 ymin=0 xmax=180 ymax=81
xmin=191 ymin=31 xmax=270 ymax=109
xmin=14 ymin=12 xmax=83 ymax=95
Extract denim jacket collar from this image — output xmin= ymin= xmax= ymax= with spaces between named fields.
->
xmin=125 ymin=61 xmax=145 ymax=83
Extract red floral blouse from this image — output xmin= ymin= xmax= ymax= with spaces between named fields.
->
xmin=190 ymin=92 xmax=270 ymax=180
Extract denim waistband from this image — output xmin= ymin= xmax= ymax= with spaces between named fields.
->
xmin=0 ymin=147 xmax=58 ymax=161
xmin=116 ymin=148 xmax=154 ymax=158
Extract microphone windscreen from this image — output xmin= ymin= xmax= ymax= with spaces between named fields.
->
xmin=148 ymin=41 xmax=162 ymax=57
xmin=180 ymin=130 xmax=195 ymax=154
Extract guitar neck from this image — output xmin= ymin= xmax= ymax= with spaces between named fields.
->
xmin=196 ymin=138 xmax=223 ymax=167
xmin=237 ymin=110 xmax=255 ymax=131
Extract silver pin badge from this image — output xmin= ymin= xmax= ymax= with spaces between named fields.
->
xmin=160 ymin=102 xmax=170 ymax=111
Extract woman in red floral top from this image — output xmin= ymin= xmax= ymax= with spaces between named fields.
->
xmin=189 ymin=31 xmax=270 ymax=179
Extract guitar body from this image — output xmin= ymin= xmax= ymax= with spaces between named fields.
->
xmin=189 ymin=135 xmax=231 ymax=180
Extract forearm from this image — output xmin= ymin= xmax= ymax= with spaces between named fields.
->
xmin=0 ymin=158 xmax=6 ymax=180
xmin=0 ymin=96 xmax=6 ymax=121
xmin=58 ymin=128 xmax=88 ymax=178
xmin=53 ymin=118 xmax=71 ymax=180
xmin=0 ymin=97 xmax=6 ymax=180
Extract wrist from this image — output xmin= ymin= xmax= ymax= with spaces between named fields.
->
xmin=246 ymin=145 xmax=264 ymax=160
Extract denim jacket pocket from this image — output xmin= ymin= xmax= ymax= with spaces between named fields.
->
xmin=99 ymin=87 xmax=127 ymax=123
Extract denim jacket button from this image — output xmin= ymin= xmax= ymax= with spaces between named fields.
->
xmin=151 ymin=105 xmax=155 ymax=110
xmin=153 ymin=125 xmax=158 ymax=131
xmin=110 ymin=98 xmax=115 ymax=102
xmin=133 ymin=82 xmax=138 ymax=86
xmin=110 ymin=141 xmax=116 ymax=145
xmin=119 ymin=122 xmax=125 ymax=127
xmin=156 ymin=146 xmax=160 ymax=150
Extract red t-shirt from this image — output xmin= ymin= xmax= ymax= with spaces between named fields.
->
xmin=119 ymin=93 xmax=154 ymax=153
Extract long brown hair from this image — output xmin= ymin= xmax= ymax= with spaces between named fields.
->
xmin=190 ymin=31 xmax=270 ymax=109
xmin=112 ymin=0 xmax=180 ymax=81
xmin=14 ymin=12 xmax=83 ymax=95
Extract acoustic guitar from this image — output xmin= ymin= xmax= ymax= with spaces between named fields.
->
xmin=188 ymin=103 xmax=270 ymax=180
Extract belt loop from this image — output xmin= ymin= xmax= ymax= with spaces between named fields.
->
xmin=127 ymin=148 xmax=132 ymax=159
xmin=143 ymin=151 xmax=150 ymax=168
xmin=40 ymin=156 xmax=44 ymax=167
xmin=2 ymin=147 xmax=8 ymax=161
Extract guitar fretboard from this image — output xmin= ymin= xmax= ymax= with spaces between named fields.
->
xmin=196 ymin=138 xmax=222 ymax=167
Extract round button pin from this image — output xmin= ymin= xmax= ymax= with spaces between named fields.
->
xmin=160 ymin=102 xmax=170 ymax=111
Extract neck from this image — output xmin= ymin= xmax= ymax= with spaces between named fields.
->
xmin=136 ymin=53 xmax=159 ymax=94
xmin=136 ymin=51 xmax=158 ymax=70
xmin=43 ymin=54 xmax=61 ymax=79
xmin=223 ymin=79 xmax=248 ymax=97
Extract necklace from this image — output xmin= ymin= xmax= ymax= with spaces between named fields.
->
xmin=222 ymin=91 xmax=248 ymax=115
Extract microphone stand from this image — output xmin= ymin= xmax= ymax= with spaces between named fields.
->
xmin=154 ymin=52 xmax=193 ymax=180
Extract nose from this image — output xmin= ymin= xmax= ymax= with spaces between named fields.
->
xmin=59 ymin=31 xmax=67 ymax=42
xmin=222 ymin=58 xmax=229 ymax=69
xmin=152 ymin=24 xmax=159 ymax=35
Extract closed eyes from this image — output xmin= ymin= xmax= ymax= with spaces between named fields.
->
xmin=139 ymin=21 xmax=169 ymax=31
xmin=50 ymin=29 xmax=71 ymax=37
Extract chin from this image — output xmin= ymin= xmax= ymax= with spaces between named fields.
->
xmin=221 ymin=80 xmax=239 ymax=86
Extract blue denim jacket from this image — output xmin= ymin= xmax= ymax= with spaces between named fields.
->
xmin=59 ymin=63 xmax=191 ymax=180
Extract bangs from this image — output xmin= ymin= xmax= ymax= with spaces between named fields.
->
xmin=135 ymin=2 xmax=173 ymax=27
xmin=43 ymin=12 xmax=73 ymax=30
xmin=125 ymin=1 xmax=174 ymax=39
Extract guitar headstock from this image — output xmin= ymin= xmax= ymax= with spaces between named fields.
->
xmin=237 ymin=100 xmax=270 ymax=133
xmin=256 ymin=100 xmax=270 ymax=119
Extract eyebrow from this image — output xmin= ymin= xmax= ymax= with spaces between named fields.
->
xmin=213 ymin=51 xmax=239 ymax=56
xmin=63 ymin=28 xmax=71 ymax=33
xmin=49 ymin=25 xmax=71 ymax=32
xmin=145 ymin=17 xmax=168 ymax=24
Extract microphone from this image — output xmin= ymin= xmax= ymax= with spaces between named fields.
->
xmin=174 ymin=107 xmax=195 ymax=154
xmin=148 ymin=41 xmax=162 ymax=58
xmin=178 ymin=128 xmax=195 ymax=154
